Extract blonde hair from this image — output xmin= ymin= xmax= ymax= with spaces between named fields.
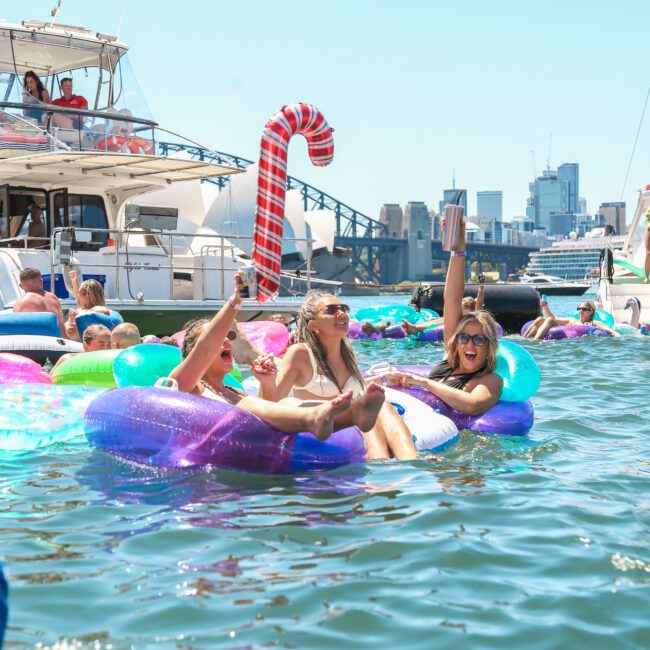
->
xmin=78 ymin=280 xmax=105 ymax=308
xmin=296 ymin=290 xmax=365 ymax=392
xmin=446 ymin=311 xmax=499 ymax=373
xmin=579 ymin=300 xmax=597 ymax=320
xmin=461 ymin=296 xmax=476 ymax=311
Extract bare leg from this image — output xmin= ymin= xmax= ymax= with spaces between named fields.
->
xmin=523 ymin=316 xmax=544 ymax=338
xmin=239 ymin=390 xmax=353 ymax=440
xmin=401 ymin=319 xmax=419 ymax=335
xmin=381 ymin=402 xmax=418 ymax=461
xmin=534 ymin=317 xmax=558 ymax=340
xmin=643 ymin=226 xmax=650 ymax=284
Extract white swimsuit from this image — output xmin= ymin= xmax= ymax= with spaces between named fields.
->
xmin=293 ymin=347 xmax=363 ymax=399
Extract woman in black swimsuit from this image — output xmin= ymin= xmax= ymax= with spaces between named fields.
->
xmin=385 ymin=220 xmax=503 ymax=416
xmin=23 ymin=71 xmax=51 ymax=124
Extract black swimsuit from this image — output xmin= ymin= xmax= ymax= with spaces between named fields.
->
xmin=428 ymin=360 xmax=486 ymax=390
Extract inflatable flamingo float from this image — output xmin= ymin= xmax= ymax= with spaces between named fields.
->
xmin=251 ymin=103 xmax=334 ymax=301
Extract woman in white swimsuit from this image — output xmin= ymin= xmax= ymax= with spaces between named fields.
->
xmin=169 ymin=279 xmax=385 ymax=441
xmin=263 ymin=291 xmax=418 ymax=461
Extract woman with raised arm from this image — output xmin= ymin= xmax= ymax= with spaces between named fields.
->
xmin=385 ymin=221 xmax=503 ymax=417
xmin=169 ymin=278 xmax=385 ymax=441
xmin=64 ymin=270 xmax=111 ymax=341
xmin=262 ymin=291 xmax=418 ymax=461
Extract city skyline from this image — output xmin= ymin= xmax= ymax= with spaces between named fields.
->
xmin=8 ymin=1 xmax=650 ymax=226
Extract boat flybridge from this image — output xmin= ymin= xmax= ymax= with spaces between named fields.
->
xmin=0 ymin=20 xmax=308 ymax=334
xmin=598 ymin=187 xmax=650 ymax=325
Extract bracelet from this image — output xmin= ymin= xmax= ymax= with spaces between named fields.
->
xmin=452 ymin=251 xmax=466 ymax=258
xmin=227 ymin=297 xmax=240 ymax=310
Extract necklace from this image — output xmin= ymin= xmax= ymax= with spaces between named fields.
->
xmin=200 ymin=379 xmax=241 ymax=403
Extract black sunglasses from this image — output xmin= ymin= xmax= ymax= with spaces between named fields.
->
xmin=321 ymin=303 xmax=351 ymax=316
xmin=456 ymin=332 xmax=486 ymax=347
xmin=577 ymin=306 xmax=593 ymax=312
xmin=226 ymin=330 xmax=238 ymax=341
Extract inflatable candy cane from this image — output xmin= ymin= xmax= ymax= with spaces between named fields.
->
xmin=252 ymin=103 xmax=334 ymax=301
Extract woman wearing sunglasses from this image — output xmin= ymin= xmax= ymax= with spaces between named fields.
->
xmin=383 ymin=220 xmax=503 ymax=418
xmin=523 ymin=299 xmax=619 ymax=340
xmin=260 ymin=290 xmax=418 ymax=460
xmin=168 ymin=278 xmax=385 ymax=441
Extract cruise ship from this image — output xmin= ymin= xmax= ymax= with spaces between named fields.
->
xmin=524 ymin=229 xmax=626 ymax=283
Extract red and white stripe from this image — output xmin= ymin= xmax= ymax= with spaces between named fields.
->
xmin=252 ymin=103 xmax=334 ymax=301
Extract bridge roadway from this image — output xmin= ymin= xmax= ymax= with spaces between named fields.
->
xmin=335 ymin=236 xmax=538 ymax=281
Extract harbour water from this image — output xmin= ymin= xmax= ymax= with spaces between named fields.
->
xmin=2 ymin=295 xmax=650 ymax=648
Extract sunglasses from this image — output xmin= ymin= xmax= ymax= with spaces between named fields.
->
xmin=226 ymin=330 xmax=238 ymax=341
xmin=456 ymin=332 xmax=487 ymax=346
xmin=321 ymin=303 xmax=351 ymax=316
xmin=577 ymin=307 xmax=593 ymax=312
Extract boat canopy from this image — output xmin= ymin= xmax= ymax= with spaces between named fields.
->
xmin=0 ymin=21 xmax=152 ymax=120
xmin=0 ymin=151 xmax=242 ymax=193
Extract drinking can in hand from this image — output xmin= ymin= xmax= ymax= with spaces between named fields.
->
xmin=442 ymin=204 xmax=464 ymax=251
xmin=238 ymin=266 xmax=258 ymax=300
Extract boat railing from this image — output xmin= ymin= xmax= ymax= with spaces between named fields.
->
xmin=45 ymin=226 xmax=315 ymax=301
xmin=0 ymin=102 xmax=157 ymax=156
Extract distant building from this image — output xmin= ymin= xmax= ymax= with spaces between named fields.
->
xmin=403 ymin=201 xmax=432 ymax=279
xmin=429 ymin=209 xmax=442 ymax=240
xmin=549 ymin=212 xmax=574 ymax=238
xmin=477 ymin=190 xmax=503 ymax=221
xmin=378 ymin=203 xmax=404 ymax=238
xmin=578 ymin=197 xmax=587 ymax=214
xmin=468 ymin=215 xmax=494 ymax=242
xmin=439 ymin=188 xmax=467 ymax=216
xmin=557 ymin=163 xmax=579 ymax=214
xmin=597 ymin=202 xmax=626 ymax=235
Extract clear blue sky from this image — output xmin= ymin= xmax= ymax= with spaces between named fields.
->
xmin=7 ymin=0 xmax=650 ymax=223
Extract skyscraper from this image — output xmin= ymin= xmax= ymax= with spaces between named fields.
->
xmin=439 ymin=188 xmax=467 ymax=216
xmin=477 ymin=191 xmax=503 ymax=221
xmin=597 ymin=202 xmax=626 ymax=235
xmin=557 ymin=163 xmax=579 ymax=214
xmin=534 ymin=170 xmax=568 ymax=232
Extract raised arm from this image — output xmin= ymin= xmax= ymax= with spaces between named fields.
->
xmin=170 ymin=279 xmax=242 ymax=392
xmin=476 ymin=274 xmax=485 ymax=311
xmin=443 ymin=220 xmax=466 ymax=348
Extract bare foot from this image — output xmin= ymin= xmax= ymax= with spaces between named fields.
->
xmin=643 ymin=278 xmax=649 ymax=284
xmin=309 ymin=390 xmax=353 ymax=441
xmin=401 ymin=319 xmax=418 ymax=335
xmin=361 ymin=323 xmax=379 ymax=336
xmin=354 ymin=382 xmax=385 ymax=432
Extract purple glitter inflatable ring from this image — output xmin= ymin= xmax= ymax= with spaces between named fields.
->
xmin=392 ymin=385 xmax=534 ymax=436
xmin=84 ymin=387 xmax=366 ymax=474
xmin=520 ymin=321 xmax=611 ymax=340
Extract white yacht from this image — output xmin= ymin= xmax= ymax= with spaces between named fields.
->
xmin=598 ymin=187 xmax=650 ymax=325
xmin=518 ymin=272 xmax=590 ymax=296
xmin=0 ymin=20 xmax=312 ymax=334
xmin=524 ymin=229 xmax=626 ymax=287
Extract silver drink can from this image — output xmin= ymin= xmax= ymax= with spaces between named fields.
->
xmin=238 ymin=266 xmax=258 ymax=300
xmin=442 ymin=204 xmax=464 ymax=251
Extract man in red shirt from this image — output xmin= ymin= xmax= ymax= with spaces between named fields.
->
xmin=52 ymin=77 xmax=88 ymax=129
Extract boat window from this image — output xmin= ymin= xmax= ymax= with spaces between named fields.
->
xmin=54 ymin=194 xmax=109 ymax=248
xmin=0 ymin=190 xmax=48 ymax=247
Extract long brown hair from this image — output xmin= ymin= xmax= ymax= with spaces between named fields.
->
xmin=24 ymin=71 xmax=46 ymax=101
xmin=446 ymin=311 xmax=499 ymax=373
xmin=296 ymin=290 xmax=365 ymax=392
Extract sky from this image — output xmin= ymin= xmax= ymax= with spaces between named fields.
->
xmin=6 ymin=0 xmax=650 ymax=225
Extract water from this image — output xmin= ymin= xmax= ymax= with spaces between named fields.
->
xmin=3 ymin=295 xmax=650 ymax=648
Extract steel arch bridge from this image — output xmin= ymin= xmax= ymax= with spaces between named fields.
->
xmin=158 ymin=142 xmax=388 ymax=282
xmin=158 ymin=142 xmax=538 ymax=283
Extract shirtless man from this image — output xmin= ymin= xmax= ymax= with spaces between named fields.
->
xmin=13 ymin=267 xmax=66 ymax=337
xmin=27 ymin=205 xmax=46 ymax=247
xmin=111 ymin=322 xmax=141 ymax=349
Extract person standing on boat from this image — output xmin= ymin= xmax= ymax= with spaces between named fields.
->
xmin=523 ymin=298 xmax=620 ymax=339
xmin=23 ymin=71 xmax=51 ymax=124
xmin=643 ymin=209 xmax=650 ymax=284
xmin=52 ymin=78 xmax=88 ymax=130
xmin=13 ymin=267 xmax=67 ymax=337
